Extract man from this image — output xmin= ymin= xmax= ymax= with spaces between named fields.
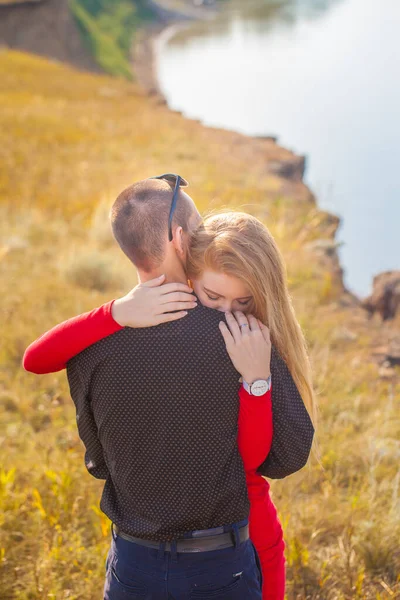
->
xmin=65 ymin=175 xmax=314 ymax=599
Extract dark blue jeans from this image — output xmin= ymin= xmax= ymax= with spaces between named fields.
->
xmin=104 ymin=520 xmax=262 ymax=599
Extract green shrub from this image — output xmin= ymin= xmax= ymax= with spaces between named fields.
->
xmin=70 ymin=0 xmax=135 ymax=78
xmin=70 ymin=0 xmax=156 ymax=78
xmin=62 ymin=249 xmax=127 ymax=292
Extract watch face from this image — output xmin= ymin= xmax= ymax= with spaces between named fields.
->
xmin=251 ymin=380 xmax=269 ymax=396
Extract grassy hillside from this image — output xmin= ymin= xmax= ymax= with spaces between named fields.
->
xmin=0 ymin=51 xmax=399 ymax=599
xmin=0 ymin=0 xmax=43 ymax=4
xmin=70 ymin=0 xmax=155 ymax=77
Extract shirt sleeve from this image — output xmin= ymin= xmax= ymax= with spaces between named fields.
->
xmin=237 ymin=386 xmax=273 ymax=472
xmin=66 ymin=357 xmax=109 ymax=480
xmin=23 ymin=300 xmax=123 ymax=374
xmin=256 ymin=346 xmax=314 ymax=479
xmin=246 ymin=471 xmax=286 ymax=599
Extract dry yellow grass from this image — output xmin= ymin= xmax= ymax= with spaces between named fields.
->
xmin=0 ymin=50 xmax=399 ymax=599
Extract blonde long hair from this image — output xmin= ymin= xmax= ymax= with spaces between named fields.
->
xmin=187 ymin=211 xmax=317 ymax=424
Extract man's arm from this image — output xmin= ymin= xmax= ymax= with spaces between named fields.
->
xmin=67 ymin=358 xmax=109 ymax=480
xmin=256 ymin=345 xmax=314 ymax=479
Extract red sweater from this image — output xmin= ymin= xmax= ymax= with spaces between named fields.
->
xmin=23 ymin=303 xmax=285 ymax=599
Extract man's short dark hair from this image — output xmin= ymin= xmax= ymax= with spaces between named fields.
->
xmin=110 ymin=179 xmax=196 ymax=272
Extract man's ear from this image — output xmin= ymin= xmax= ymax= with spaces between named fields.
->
xmin=172 ymin=226 xmax=185 ymax=258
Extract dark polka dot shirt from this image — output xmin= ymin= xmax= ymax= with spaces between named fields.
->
xmin=67 ymin=304 xmax=314 ymax=541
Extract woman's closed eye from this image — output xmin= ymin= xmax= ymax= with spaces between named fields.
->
xmin=206 ymin=294 xmax=220 ymax=302
xmin=237 ymin=299 xmax=251 ymax=307
xmin=204 ymin=293 xmax=251 ymax=306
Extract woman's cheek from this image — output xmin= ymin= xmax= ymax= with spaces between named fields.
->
xmin=191 ymin=286 xmax=218 ymax=310
xmin=197 ymin=290 xmax=215 ymax=309
xmin=191 ymin=282 xmax=207 ymax=306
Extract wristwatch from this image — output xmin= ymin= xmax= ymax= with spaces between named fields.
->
xmin=242 ymin=375 xmax=272 ymax=396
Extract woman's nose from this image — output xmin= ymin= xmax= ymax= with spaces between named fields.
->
xmin=217 ymin=301 xmax=232 ymax=313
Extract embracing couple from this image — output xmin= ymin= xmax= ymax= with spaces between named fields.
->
xmin=24 ymin=174 xmax=316 ymax=600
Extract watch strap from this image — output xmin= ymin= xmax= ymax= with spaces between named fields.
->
xmin=242 ymin=379 xmax=251 ymax=394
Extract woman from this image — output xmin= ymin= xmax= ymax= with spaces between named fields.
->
xmin=24 ymin=211 xmax=316 ymax=599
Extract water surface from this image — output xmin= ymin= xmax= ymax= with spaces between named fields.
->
xmin=156 ymin=0 xmax=400 ymax=296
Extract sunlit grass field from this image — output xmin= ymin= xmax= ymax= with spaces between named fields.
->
xmin=0 ymin=50 xmax=399 ymax=599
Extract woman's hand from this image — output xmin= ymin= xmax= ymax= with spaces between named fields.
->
xmin=111 ymin=275 xmax=197 ymax=327
xmin=219 ymin=311 xmax=271 ymax=383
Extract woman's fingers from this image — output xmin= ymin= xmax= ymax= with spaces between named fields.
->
xmin=219 ymin=321 xmax=234 ymax=349
xmin=112 ymin=280 xmax=194 ymax=328
xmin=220 ymin=313 xmax=271 ymax=383
xmin=257 ymin=319 xmax=271 ymax=343
xmin=248 ymin=314 xmax=260 ymax=332
xmin=159 ymin=291 xmax=197 ymax=306
xmin=156 ymin=311 xmax=188 ymax=324
xmin=156 ymin=300 xmax=198 ymax=314
xmin=141 ymin=274 xmax=166 ymax=287
xmin=233 ymin=311 xmax=250 ymax=336
xmin=257 ymin=319 xmax=269 ymax=336
xmin=159 ymin=282 xmax=193 ymax=295
xmin=225 ymin=311 xmax=242 ymax=343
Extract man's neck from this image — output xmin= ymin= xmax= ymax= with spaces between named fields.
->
xmin=138 ymin=265 xmax=188 ymax=286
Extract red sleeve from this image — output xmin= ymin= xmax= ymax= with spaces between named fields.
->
xmin=237 ymin=385 xmax=273 ymax=472
xmin=23 ymin=300 xmax=123 ymax=374
xmin=238 ymin=386 xmax=284 ymax=598
xmin=247 ymin=471 xmax=286 ymax=600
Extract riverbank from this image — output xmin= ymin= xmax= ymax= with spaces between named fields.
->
xmin=131 ymin=0 xmax=218 ymax=95
xmin=135 ymin=1 xmax=400 ymax=356
xmin=151 ymin=0 xmax=400 ymax=298
xmin=132 ymin=0 xmax=353 ymax=300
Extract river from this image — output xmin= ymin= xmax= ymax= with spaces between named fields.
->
xmin=156 ymin=0 xmax=400 ymax=297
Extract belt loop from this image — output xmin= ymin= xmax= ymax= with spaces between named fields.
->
xmin=170 ymin=539 xmax=178 ymax=563
xmin=232 ymin=524 xmax=240 ymax=549
xmin=157 ymin=541 xmax=166 ymax=560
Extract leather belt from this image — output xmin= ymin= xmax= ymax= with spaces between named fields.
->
xmin=113 ymin=523 xmax=249 ymax=553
